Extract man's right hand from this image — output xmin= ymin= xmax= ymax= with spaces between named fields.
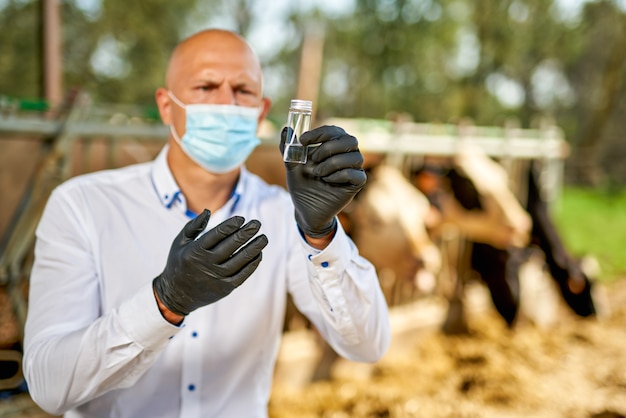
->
xmin=153 ymin=209 xmax=268 ymax=317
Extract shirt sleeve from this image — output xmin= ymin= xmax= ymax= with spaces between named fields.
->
xmin=287 ymin=219 xmax=391 ymax=363
xmin=22 ymin=187 xmax=181 ymax=416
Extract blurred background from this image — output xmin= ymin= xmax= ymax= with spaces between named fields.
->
xmin=1 ymin=0 xmax=626 ymax=417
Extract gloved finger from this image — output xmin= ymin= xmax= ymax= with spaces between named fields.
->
xmin=219 ymin=234 xmax=268 ymax=277
xmin=279 ymin=126 xmax=299 ymax=154
xmin=207 ymin=220 xmax=263 ymax=263
xmin=198 ymin=216 xmax=246 ymax=250
xmin=308 ymin=134 xmax=360 ymax=163
xmin=300 ymin=125 xmax=348 ymax=147
xmin=180 ymin=209 xmax=212 ymax=243
xmin=312 ymin=151 xmax=364 ymax=177
xmin=225 ymin=252 xmax=264 ymax=288
xmin=279 ymin=126 xmax=288 ymax=154
xmin=321 ymin=168 xmax=368 ymax=187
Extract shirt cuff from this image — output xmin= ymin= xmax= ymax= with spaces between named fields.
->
xmin=117 ymin=282 xmax=183 ymax=351
xmin=300 ymin=220 xmax=352 ymax=271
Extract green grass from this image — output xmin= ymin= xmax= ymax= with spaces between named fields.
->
xmin=552 ymin=187 xmax=626 ymax=281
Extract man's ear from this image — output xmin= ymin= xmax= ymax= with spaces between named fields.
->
xmin=257 ymin=97 xmax=272 ymax=126
xmin=155 ymin=88 xmax=172 ymax=125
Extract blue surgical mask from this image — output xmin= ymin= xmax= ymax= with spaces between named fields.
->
xmin=168 ymin=91 xmax=261 ymax=173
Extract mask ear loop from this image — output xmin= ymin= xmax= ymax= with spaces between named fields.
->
xmin=168 ymin=91 xmax=187 ymax=109
xmin=170 ymin=125 xmax=183 ymax=145
xmin=167 ymin=91 xmax=186 ymax=144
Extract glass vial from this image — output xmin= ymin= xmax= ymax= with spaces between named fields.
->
xmin=283 ymin=99 xmax=313 ymax=164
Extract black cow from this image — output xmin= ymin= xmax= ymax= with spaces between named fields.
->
xmin=525 ymin=161 xmax=596 ymax=317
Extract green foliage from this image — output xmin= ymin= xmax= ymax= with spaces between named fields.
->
xmin=0 ymin=0 xmax=207 ymax=106
xmin=86 ymin=0 xmax=203 ymax=105
xmin=320 ymin=0 xmax=460 ymax=121
xmin=0 ymin=0 xmax=46 ymax=99
xmin=553 ymin=187 xmax=626 ymax=281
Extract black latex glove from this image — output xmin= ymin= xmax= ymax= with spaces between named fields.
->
xmin=153 ymin=209 xmax=268 ymax=316
xmin=280 ymin=125 xmax=367 ymax=238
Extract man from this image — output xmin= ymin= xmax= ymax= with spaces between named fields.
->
xmin=23 ymin=29 xmax=390 ymax=417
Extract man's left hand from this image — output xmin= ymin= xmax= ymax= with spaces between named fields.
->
xmin=280 ymin=125 xmax=367 ymax=239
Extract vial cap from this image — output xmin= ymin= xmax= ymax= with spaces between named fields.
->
xmin=289 ymin=99 xmax=313 ymax=112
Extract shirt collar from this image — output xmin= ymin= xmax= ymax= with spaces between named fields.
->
xmin=230 ymin=168 xmax=245 ymax=214
xmin=151 ymin=145 xmax=247 ymax=218
xmin=151 ymin=145 xmax=185 ymax=210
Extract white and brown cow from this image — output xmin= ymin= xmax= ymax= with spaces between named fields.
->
xmin=412 ymin=143 xmax=597 ymax=328
xmin=343 ymin=159 xmax=442 ymax=306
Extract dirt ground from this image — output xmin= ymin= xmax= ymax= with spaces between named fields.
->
xmin=2 ymin=279 xmax=626 ymax=418
xmin=269 ymin=278 xmax=626 ymax=418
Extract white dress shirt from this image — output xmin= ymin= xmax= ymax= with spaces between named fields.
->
xmin=23 ymin=145 xmax=391 ymax=418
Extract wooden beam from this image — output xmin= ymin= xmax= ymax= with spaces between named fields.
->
xmin=42 ymin=0 xmax=63 ymax=107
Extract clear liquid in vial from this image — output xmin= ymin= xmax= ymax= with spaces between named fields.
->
xmin=283 ymin=100 xmax=313 ymax=164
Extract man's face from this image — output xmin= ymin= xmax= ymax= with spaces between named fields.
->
xmin=158 ymin=31 xmax=270 ymax=136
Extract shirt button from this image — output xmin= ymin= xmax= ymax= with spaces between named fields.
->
xmin=191 ymin=331 xmax=198 ymax=338
xmin=188 ymin=384 xmax=196 ymax=392
xmin=321 ymin=261 xmax=329 ymax=268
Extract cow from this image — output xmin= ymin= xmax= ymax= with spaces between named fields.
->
xmin=411 ymin=143 xmax=597 ymax=329
xmin=344 ymin=155 xmax=442 ymax=305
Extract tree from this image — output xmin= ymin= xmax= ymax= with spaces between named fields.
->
xmin=562 ymin=0 xmax=626 ymax=186
xmin=318 ymin=0 xmax=460 ymax=122
xmin=0 ymin=0 xmax=210 ymax=106
xmin=0 ymin=0 xmax=57 ymax=101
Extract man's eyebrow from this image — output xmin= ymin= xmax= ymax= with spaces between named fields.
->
xmin=232 ymin=79 xmax=254 ymax=87
xmin=193 ymin=75 xmax=222 ymax=84
xmin=232 ymin=78 xmax=261 ymax=91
